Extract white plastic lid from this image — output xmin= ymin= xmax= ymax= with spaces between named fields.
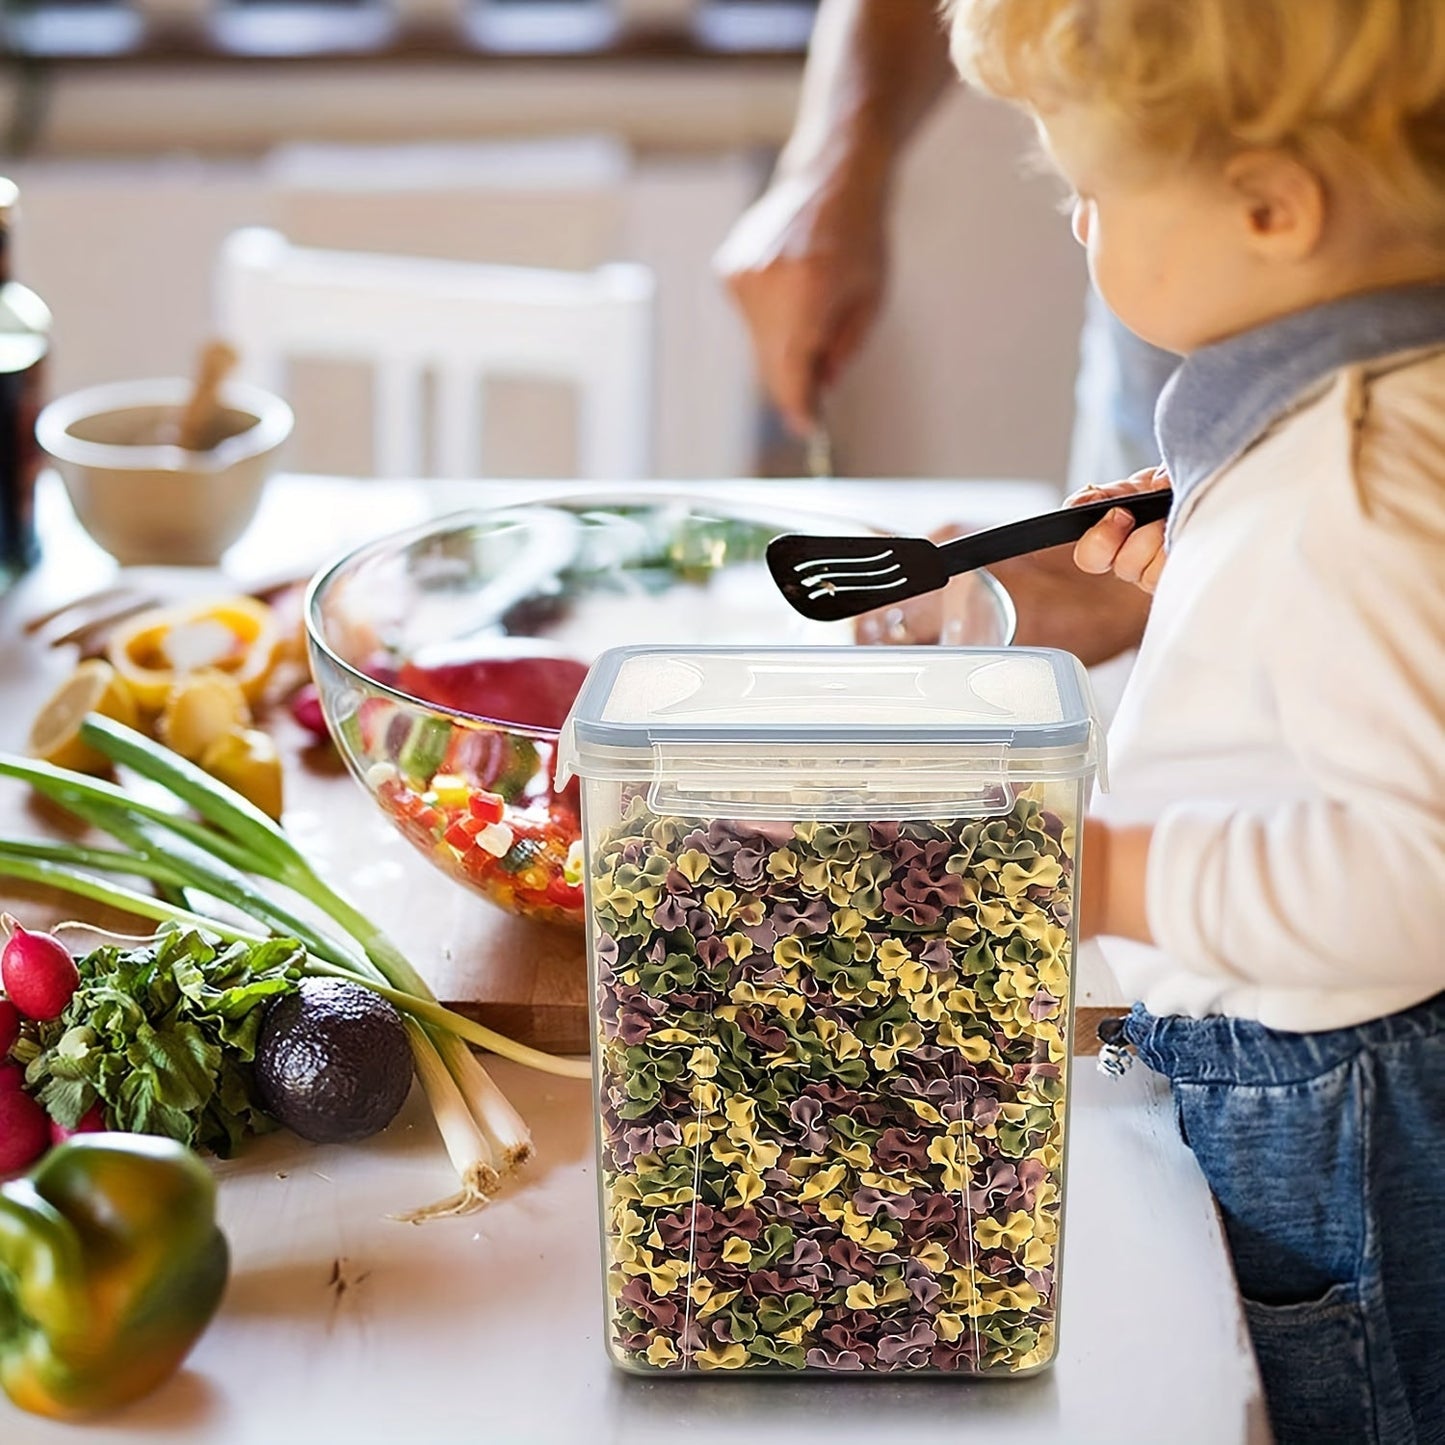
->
xmin=556 ymin=646 xmax=1104 ymax=800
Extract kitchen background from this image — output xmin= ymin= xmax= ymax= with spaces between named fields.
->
xmin=1 ymin=0 xmax=1087 ymax=488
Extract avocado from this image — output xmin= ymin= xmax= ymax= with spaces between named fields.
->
xmin=254 ymin=978 xmax=413 ymax=1144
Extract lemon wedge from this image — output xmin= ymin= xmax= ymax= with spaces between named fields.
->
xmin=28 ymin=660 xmax=141 ymax=774
xmin=200 ymin=727 xmax=284 ymax=820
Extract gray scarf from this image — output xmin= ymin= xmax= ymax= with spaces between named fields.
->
xmin=1156 ymin=283 xmax=1445 ymax=529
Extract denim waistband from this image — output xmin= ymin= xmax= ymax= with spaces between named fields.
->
xmin=1121 ymin=992 xmax=1445 ymax=1087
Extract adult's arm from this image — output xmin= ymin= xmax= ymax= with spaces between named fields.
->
xmin=714 ymin=0 xmax=956 ymax=437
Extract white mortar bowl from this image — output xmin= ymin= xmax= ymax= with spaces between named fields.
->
xmin=37 ymin=377 xmax=293 ymax=566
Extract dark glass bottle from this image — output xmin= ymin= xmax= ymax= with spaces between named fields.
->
xmin=0 ymin=177 xmax=52 ymax=590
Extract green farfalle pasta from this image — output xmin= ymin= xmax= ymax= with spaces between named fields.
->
xmin=590 ymin=785 xmax=1080 ymax=1376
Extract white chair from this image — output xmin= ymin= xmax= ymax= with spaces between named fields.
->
xmin=215 ymin=226 xmax=654 ymax=480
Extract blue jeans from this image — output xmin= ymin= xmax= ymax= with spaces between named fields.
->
xmin=1121 ymin=998 xmax=1445 ymax=1444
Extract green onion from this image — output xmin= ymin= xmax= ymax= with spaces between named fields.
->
xmin=0 ymin=836 xmax=189 ymax=887
xmin=0 ymin=854 xmax=259 ymax=943
xmin=0 ymin=844 xmax=587 ymax=1077
xmin=78 ymin=718 xmax=494 ymax=1034
xmin=395 ymin=1019 xmax=499 ymax=1222
xmin=79 ymin=714 xmax=298 ymax=875
xmin=431 ymin=1028 xmax=534 ymax=1173
xmin=0 ymin=717 xmax=593 ymax=1218
xmin=0 ymin=753 xmax=258 ymax=873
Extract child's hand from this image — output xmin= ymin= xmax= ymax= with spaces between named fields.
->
xmin=1069 ymin=467 xmax=1170 ymax=594
xmin=855 ymin=520 xmax=1153 ymax=663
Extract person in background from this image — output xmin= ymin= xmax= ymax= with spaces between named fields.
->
xmin=714 ymin=0 xmax=1167 ymax=665
xmin=950 ymin=0 xmax=1445 ymax=1438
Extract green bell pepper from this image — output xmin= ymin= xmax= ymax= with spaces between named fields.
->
xmin=0 ymin=1133 xmax=229 ymax=1420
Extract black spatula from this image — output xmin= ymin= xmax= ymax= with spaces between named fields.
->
xmin=767 ymin=487 xmax=1173 ymax=623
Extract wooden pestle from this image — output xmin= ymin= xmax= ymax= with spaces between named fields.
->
xmin=173 ymin=340 xmax=240 ymax=452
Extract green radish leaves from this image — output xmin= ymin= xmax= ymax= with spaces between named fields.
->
xmin=23 ymin=926 xmax=304 ymax=1157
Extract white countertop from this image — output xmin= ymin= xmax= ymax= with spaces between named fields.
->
xmin=8 ymin=1061 xmax=1263 ymax=1445
xmin=1 ymin=474 xmax=1264 ymax=1443
xmin=14 ymin=468 xmax=1063 ymax=585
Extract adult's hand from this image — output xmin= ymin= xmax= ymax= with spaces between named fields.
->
xmin=715 ymin=166 xmax=888 ymax=439
xmin=715 ymin=0 xmax=956 ymax=438
xmin=855 ymin=521 xmax=1152 ymax=666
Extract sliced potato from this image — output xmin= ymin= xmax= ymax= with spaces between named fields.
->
xmin=200 ymin=727 xmax=284 ymax=820
xmin=160 ymin=669 xmax=252 ymax=761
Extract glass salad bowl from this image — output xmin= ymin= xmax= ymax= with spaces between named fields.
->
xmin=305 ymin=494 xmax=1016 ymax=927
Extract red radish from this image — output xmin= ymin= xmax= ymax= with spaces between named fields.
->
xmin=0 ymin=997 xmax=20 ymax=1059
xmin=0 ymin=1085 xmax=50 ymax=1175
xmin=49 ymin=1101 xmax=107 ymax=1146
xmin=290 ymin=682 xmax=330 ymax=740
xmin=0 ymin=917 xmax=80 ymax=1022
xmin=0 ymin=1063 xmax=24 ymax=1094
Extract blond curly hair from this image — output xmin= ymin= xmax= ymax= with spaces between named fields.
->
xmin=947 ymin=0 xmax=1445 ymax=233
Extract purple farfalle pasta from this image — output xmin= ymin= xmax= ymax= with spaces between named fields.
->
xmin=587 ymin=784 xmax=1078 ymax=1376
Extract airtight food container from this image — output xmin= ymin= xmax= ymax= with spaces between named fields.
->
xmin=555 ymin=646 xmax=1103 ymax=1377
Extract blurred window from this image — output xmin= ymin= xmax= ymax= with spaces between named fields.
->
xmin=213 ymin=0 xmax=397 ymax=57
xmin=695 ymin=0 xmax=817 ymax=53
xmin=5 ymin=0 xmax=145 ymax=57
xmin=3 ymin=0 xmax=817 ymax=57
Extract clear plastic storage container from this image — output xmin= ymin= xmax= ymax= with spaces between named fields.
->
xmin=556 ymin=646 xmax=1102 ymax=1377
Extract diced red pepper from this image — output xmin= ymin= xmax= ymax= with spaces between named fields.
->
xmin=376 ymin=756 xmax=587 ymax=923
xmin=546 ymin=874 xmax=583 ymax=908
xmin=468 ymin=790 xmax=506 ymax=824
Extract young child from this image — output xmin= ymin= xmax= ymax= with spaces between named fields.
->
xmin=948 ymin=2 xmax=1445 ymax=1441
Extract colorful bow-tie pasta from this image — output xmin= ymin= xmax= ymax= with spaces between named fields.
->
xmin=588 ymin=786 xmax=1078 ymax=1376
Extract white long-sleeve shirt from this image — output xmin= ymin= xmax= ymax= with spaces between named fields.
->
xmin=1095 ymin=344 xmax=1445 ymax=1032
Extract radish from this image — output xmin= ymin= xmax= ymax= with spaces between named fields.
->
xmin=290 ymin=682 xmax=330 ymax=740
xmin=0 ymin=1084 xmax=50 ymax=1175
xmin=0 ymin=1063 xmax=24 ymax=1095
xmin=0 ymin=997 xmax=19 ymax=1060
xmin=49 ymin=1100 xmax=107 ymax=1146
xmin=0 ymin=917 xmax=80 ymax=1022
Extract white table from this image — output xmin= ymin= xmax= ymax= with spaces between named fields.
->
xmin=1 ymin=474 xmax=1266 ymax=1443
xmin=5 ymin=1061 xmax=1264 ymax=1445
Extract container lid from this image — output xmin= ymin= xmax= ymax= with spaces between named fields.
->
xmin=556 ymin=646 xmax=1104 ymax=798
